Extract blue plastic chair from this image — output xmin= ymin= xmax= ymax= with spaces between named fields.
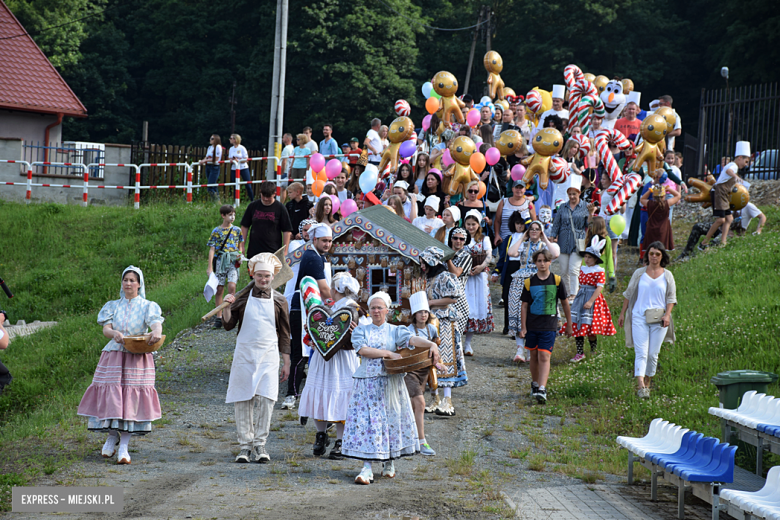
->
xmin=647 ymin=431 xmax=700 ymax=465
xmin=679 ymin=444 xmax=736 ymax=483
xmin=663 ymin=437 xmax=717 ymax=472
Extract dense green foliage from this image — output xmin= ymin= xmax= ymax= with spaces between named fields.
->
xmin=8 ymin=0 xmax=780 ymax=153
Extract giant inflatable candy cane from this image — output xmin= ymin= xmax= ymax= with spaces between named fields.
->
xmin=563 ymin=65 xmax=605 ymax=136
xmin=594 ymin=129 xmax=632 ymax=192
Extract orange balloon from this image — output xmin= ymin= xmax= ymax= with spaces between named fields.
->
xmin=425 ymin=97 xmax=439 ymax=115
xmin=469 ymin=152 xmax=486 ymax=174
xmin=315 ymin=169 xmax=328 ymax=183
xmin=477 ymin=181 xmax=487 ymax=199
xmin=312 ymin=180 xmax=325 ymax=197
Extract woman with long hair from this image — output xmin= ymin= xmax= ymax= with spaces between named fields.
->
xmin=198 ymin=134 xmax=223 ymax=202
xmin=414 ymin=153 xmax=431 ymax=194
xmin=386 ymin=195 xmax=412 ymax=223
xmin=291 ymin=133 xmax=311 ymax=183
xmin=462 ymin=210 xmax=494 ymax=356
xmin=315 ymin=196 xmax=336 ymax=226
xmin=491 ymin=212 xmax=527 ymax=335
xmin=395 ymin=162 xmax=416 ymax=192
xmin=421 ymin=170 xmax=447 ymax=217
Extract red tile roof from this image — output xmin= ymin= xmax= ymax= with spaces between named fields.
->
xmin=0 ymin=1 xmax=87 ymax=117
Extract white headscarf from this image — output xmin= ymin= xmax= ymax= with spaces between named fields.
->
xmin=465 ymin=208 xmax=484 ymax=225
xmin=424 ymin=195 xmax=440 ymax=213
xmin=333 ymin=272 xmax=360 ymax=299
xmin=367 ymin=291 xmax=392 ymax=310
xmin=309 ymin=223 xmax=333 ymax=239
xmin=120 ymin=265 xmax=146 ymax=299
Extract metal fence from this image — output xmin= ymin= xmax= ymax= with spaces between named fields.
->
xmin=696 ymin=82 xmax=780 ymax=179
xmin=21 ymin=142 xmax=106 ymax=177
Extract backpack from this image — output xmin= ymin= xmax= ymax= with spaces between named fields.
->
xmin=524 ymin=274 xmax=561 ymax=292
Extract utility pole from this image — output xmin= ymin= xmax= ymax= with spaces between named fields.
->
xmin=485 ymin=7 xmax=492 ymax=53
xmin=463 ymin=6 xmax=484 ymax=95
xmin=266 ymin=0 xmax=289 ymax=180
xmin=229 ymin=81 xmax=237 ymax=134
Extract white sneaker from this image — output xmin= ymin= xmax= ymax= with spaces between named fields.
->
xmin=116 ymin=445 xmax=131 ymax=465
xmin=513 ymin=347 xmax=526 ymax=363
xmin=281 ymin=395 xmax=296 ymax=410
xmin=101 ymin=435 xmax=118 ymax=458
xmin=382 ymin=461 xmax=396 ymax=478
xmin=354 ymin=466 xmax=374 ymax=485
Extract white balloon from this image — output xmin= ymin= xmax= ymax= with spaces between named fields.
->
xmin=480 ymin=96 xmax=492 ymax=104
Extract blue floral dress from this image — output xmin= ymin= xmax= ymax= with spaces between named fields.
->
xmin=341 ymin=322 xmax=420 ymax=461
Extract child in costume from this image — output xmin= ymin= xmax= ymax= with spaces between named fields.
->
xmin=562 ymin=236 xmax=617 ymax=363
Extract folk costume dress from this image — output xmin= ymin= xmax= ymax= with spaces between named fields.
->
xmin=560 ymin=265 xmax=617 ymax=337
xmin=450 ymin=247 xmax=472 ymax=336
xmin=297 ymin=296 xmax=360 ymax=422
xmin=507 ymin=240 xmax=548 ymax=336
xmin=342 ymin=322 xmax=420 ymax=461
xmin=465 ymin=236 xmax=494 ymax=333
xmin=427 ymin=271 xmax=467 ymax=388
xmin=78 ymin=266 xmax=163 ymax=434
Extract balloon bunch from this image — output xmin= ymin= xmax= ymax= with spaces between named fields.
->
xmin=563 ymin=64 xmax=605 ymax=136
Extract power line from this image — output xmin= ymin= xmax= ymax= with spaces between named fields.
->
xmin=375 ymin=0 xmax=489 ymax=32
xmin=0 ymin=12 xmax=100 ymax=41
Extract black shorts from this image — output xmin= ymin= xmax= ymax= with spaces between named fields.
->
xmin=712 ymin=209 xmax=732 ymax=218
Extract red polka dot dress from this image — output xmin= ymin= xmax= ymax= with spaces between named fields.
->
xmin=560 ymin=266 xmax=617 ymax=337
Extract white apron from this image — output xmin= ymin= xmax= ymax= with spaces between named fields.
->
xmin=225 ymin=294 xmax=279 ymax=403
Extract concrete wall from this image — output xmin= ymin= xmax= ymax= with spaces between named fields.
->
xmin=0 ymin=138 xmax=134 ymax=206
xmin=0 ymin=110 xmax=62 ymax=146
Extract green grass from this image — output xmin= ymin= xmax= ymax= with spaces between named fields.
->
xmin=0 ymin=199 xmax=222 ymax=508
xmin=536 ymin=205 xmax=780 ymax=478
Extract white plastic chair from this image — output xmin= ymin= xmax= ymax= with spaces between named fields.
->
xmin=721 ymin=466 xmax=780 ymax=510
xmin=721 ymin=392 xmax=763 ymax=422
xmin=637 ymin=426 xmax=690 ymax=459
xmin=617 ymin=418 xmax=666 ymax=449
xmin=737 ymin=394 xmax=776 ymax=428
xmin=709 ymin=390 xmax=757 ymax=419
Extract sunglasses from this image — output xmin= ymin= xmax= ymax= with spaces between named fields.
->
xmin=648 ymin=251 xmax=662 ymax=257
xmin=452 ymin=237 xmax=466 ymax=241
xmin=467 ymin=190 xmax=479 ymax=194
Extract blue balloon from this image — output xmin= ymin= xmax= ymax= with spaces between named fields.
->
xmin=422 ymin=82 xmax=433 ymax=99
xmin=359 ymin=166 xmax=379 ymax=194
xmin=399 ymin=140 xmax=416 ymax=159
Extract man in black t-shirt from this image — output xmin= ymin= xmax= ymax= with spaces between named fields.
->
xmin=240 ymin=181 xmax=293 ymax=261
xmin=284 ymin=182 xmax=314 ymax=239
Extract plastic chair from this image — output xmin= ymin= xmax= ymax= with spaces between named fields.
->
xmin=721 ymin=466 xmax=780 ymax=508
xmin=678 ymin=443 xmax=736 ymax=483
xmin=756 ymin=400 xmax=780 ymax=436
xmin=617 ymin=418 xmax=666 ymax=449
xmin=621 ymin=421 xmax=675 ymax=454
xmin=647 ymin=432 xmax=702 ymax=465
xmin=737 ymin=394 xmax=776 ymax=428
xmin=709 ymin=390 xmax=757 ymax=419
xmin=721 ymin=392 xmax=763 ymax=421
xmin=663 ymin=437 xmax=717 ymax=472
xmin=636 ymin=425 xmax=686 ymax=458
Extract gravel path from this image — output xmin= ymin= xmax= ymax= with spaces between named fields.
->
xmin=6 ymin=244 xmax=717 ymax=519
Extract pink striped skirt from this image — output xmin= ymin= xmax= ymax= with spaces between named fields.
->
xmin=77 ymin=350 xmax=161 ymax=434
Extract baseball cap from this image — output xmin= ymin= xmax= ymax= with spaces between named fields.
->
xmin=341 ymin=143 xmax=349 ymax=148
xmin=350 ymin=137 xmax=360 ymax=143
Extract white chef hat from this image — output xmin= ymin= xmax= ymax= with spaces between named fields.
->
xmin=248 ymin=253 xmax=282 ymax=276
xmin=309 ymin=223 xmax=333 ymax=239
xmin=424 ymin=195 xmax=440 ymax=213
xmin=393 ymin=180 xmax=409 ymax=191
xmin=735 ymin=141 xmax=751 ymax=158
xmin=563 ymin=173 xmax=582 ymax=193
xmin=627 ymin=91 xmax=641 ymax=106
xmin=409 ymin=291 xmax=430 ymax=315
xmin=552 ymin=85 xmax=566 ymax=99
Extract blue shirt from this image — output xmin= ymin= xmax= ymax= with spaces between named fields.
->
xmin=292 ymin=146 xmax=310 ymax=169
xmin=320 ymin=137 xmax=340 ymax=158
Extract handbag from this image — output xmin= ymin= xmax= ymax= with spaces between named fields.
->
xmin=644 ymin=308 xmax=665 ymax=324
xmin=568 ymin=206 xmax=587 ymax=252
xmin=487 ymin=169 xmax=501 ymax=203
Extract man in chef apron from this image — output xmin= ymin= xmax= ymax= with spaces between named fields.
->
xmin=223 ymin=252 xmax=291 ymax=463
xmin=281 ymin=223 xmax=333 ymax=416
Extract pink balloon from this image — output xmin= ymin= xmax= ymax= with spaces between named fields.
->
xmin=485 ymin=147 xmax=501 ymax=166
xmin=310 ymin=153 xmax=325 ymax=172
xmin=341 ymin=198 xmax=358 ymax=217
xmin=329 ymin=194 xmax=341 ymax=214
xmin=511 ymin=164 xmax=526 ymax=181
xmin=325 ymin=159 xmax=342 ymax=180
xmin=442 ymin=149 xmax=454 ymax=167
xmin=466 ymin=108 xmax=480 ymax=128
xmin=422 ymin=114 xmax=432 ymax=131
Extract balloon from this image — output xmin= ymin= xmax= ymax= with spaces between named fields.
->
xmin=394 ymin=99 xmax=411 ymax=117
xmin=329 ymin=194 xmax=340 ymax=215
xmin=466 ymin=108 xmax=480 ymax=128
xmin=477 ymin=181 xmax=487 ymax=199
xmin=469 ymin=152 xmax=486 ymax=173
xmin=510 ymin=164 xmax=526 ymax=181
xmin=425 ymin=97 xmax=439 ymax=115
xmin=314 ymin=168 xmax=328 ymax=183
xmin=310 ymin=153 xmax=325 ymax=173
xmin=325 ymin=159 xmax=342 ymax=180
xmin=430 ymin=90 xmax=441 ymax=100
xmin=485 ymin=147 xmax=501 ymax=166
xmin=594 ymin=75 xmax=609 ymax=94
xmin=547 ymin=242 xmax=560 ymax=258
xmin=583 ymin=73 xmax=596 ymax=83
xmin=359 ymin=167 xmax=378 ymax=193
xmin=422 ymin=114 xmax=432 ymax=131
xmin=480 ymin=96 xmax=492 ymax=105
xmin=399 ymin=140 xmax=416 ymax=158
xmin=422 ymin=82 xmax=433 ymax=99
xmin=312 ymin=180 xmax=325 ymax=197
xmin=441 ymin=149 xmax=454 ymax=167
xmin=609 ymin=214 xmax=626 ymax=236
xmin=621 ymin=78 xmax=634 ymax=94
xmin=341 ymin=198 xmax=358 ymax=217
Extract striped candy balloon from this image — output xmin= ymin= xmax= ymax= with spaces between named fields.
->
xmin=300 ymin=276 xmax=323 ymax=311
xmin=525 ymin=89 xmax=542 ymax=115
xmin=595 ymin=129 xmax=633 ymax=193
xmin=549 ymin=157 xmax=570 ymax=184
xmin=394 ymin=99 xmax=411 ymax=117
xmin=569 ymin=134 xmax=591 ymax=157
xmin=605 ymin=172 xmax=642 ymax=215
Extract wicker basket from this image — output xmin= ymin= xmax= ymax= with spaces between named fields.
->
xmin=124 ymin=334 xmax=166 ymax=354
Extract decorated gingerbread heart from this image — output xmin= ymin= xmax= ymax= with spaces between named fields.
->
xmin=305 ymin=305 xmax=357 ymax=361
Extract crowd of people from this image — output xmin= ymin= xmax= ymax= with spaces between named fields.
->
xmin=72 ymin=84 xmax=770 ymax=486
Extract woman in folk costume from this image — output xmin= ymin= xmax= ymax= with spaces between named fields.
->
xmin=298 ymin=272 xmax=361 ymax=460
xmin=420 ymin=246 xmax=466 ymax=417
xmin=342 ymin=291 xmax=439 ymax=485
xmin=561 ymin=236 xmax=617 ymax=361
xmin=78 ymin=265 xmax=164 ymax=465
xmin=463 ymin=209 xmax=495 ymax=355
xmin=222 ymin=253 xmax=291 ymax=464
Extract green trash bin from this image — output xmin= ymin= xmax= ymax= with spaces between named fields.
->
xmin=710 ymin=370 xmax=779 ymax=409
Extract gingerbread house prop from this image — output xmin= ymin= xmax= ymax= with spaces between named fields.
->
xmin=286 ymin=205 xmax=454 ymax=324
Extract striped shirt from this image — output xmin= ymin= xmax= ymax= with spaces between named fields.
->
xmin=549 ymin=200 xmax=589 ymax=254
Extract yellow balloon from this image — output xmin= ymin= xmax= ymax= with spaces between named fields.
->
xmin=655 ymin=106 xmax=677 ymax=133
xmin=496 ymin=130 xmax=521 ymax=157
xmin=432 ymin=71 xmax=465 ymax=124
xmin=495 ymin=99 xmax=509 ymax=112
xmin=503 ymin=87 xmax=516 ymax=98
xmin=594 ymin=75 xmax=609 ymax=94
xmin=621 ymin=78 xmax=634 ymax=94
xmin=583 ymin=73 xmax=596 ymax=83
xmin=483 ymin=51 xmax=505 ymax=101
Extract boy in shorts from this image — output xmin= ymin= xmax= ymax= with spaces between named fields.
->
xmin=700 ymin=141 xmax=750 ymax=249
xmin=207 ymin=205 xmax=244 ymax=328
xmin=520 ymin=249 xmax=572 ymax=403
